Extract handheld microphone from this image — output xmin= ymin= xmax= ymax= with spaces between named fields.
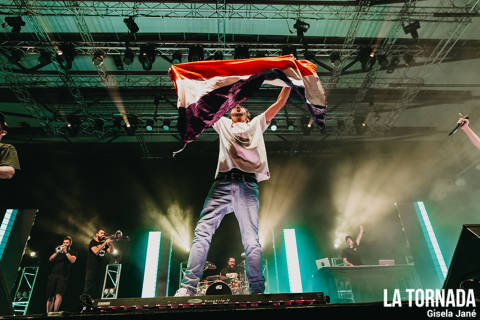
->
xmin=449 ymin=116 xmax=469 ymax=136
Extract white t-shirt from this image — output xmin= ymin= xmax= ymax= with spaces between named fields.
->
xmin=213 ymin=112 xmax=270 ymax=182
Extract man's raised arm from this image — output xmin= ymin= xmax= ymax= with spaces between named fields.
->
xmin=265 ymin=87 xmax=291 ymax=123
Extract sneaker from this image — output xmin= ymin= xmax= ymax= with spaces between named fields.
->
xmin=174 ymin=287 xmax=194 ymax=297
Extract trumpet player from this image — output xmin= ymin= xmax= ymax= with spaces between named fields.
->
xmin=81 ymin=228 xmax=114 ymax=302
xmin=46 ymin=236 xmax=76 ymax=313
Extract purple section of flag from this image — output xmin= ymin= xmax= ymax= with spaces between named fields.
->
xmin=178 ymin=68 xmax=326 ymax=143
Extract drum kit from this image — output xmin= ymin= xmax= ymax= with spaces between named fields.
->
xmin=196 ymin=261 xmax=250 ymax=296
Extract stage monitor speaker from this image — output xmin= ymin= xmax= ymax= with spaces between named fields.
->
xmin=0 ymin=269 xmax=13 ymax=315
xmin=443 ymin=224 xmax=480 ymax=292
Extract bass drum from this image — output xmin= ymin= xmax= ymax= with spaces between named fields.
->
xmin=196 ymin=281 xmax=208 ymax=296
xmin=205 ymin=281 xmax=232 ymax=295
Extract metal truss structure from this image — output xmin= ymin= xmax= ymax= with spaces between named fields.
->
xmin=11 ymin=0 xmax=87 ymax=114
xmin=380 ymin=0 xmax=480 ymax=129
xmin=101 ymin=263 xmax=122 ymax=299
xmin=0 ymin=1 xmax=477 ymax=23
xmin=0 ymin=0 xmax=477 ymax=142
xmin=12 ymin=266 xmax=39 ymax=316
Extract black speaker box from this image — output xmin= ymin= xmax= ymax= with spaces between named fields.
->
xmin=443 ymin=224 xmax=480 ymax=291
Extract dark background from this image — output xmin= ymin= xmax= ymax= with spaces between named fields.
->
xmin=1 ymin=138 xmax=479 ymax=312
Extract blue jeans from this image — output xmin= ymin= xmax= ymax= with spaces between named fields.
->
xmin=181 ymin=178 xmax=265 ymax=294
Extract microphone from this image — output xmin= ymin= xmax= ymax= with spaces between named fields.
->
xmin=449 ymin=116 xmax=469 ymax=136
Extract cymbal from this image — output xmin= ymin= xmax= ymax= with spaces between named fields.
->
xmin=206 ymin=275 xmax=227 ymax=281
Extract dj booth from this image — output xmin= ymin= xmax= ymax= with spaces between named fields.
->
xmin=316 ymin=265 xmax=421 ymax=303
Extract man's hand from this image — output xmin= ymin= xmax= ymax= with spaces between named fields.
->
xmin=458 ymin=113 xmax=470 ymax=129
xmin=105 ymin=238 xmax=113 ymax=244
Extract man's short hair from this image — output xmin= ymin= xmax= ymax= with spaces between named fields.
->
xmin=345 ymin=235 xmax=354 ymax=242
xmin=96 ymin=228 xmax=105 ymax=235
xmin=64 ymin=235 xmax=72 ymax=243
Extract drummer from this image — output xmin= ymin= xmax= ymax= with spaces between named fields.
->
xmin=219 ymin=257 xmax=239 ymax=278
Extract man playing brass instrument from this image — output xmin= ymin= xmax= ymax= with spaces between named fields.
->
xmin=81 ymin=228 xmax=114 ymax=303
xmin=46 ymin=236 xmax=76 ymax=313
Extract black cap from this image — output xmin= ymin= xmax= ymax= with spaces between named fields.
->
xmin=0 ymin=113 xmax=7 ymax=130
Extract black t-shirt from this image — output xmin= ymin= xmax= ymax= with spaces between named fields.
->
xmin=86 ymin=239 xmax=109 ymax=272
xmin=342 ymin=245 xmax=363 ymax=266
xmin=220 ymin=266 xmax=239 ymax=276
xmin=50 ymin=249 xmax=76 ymax=278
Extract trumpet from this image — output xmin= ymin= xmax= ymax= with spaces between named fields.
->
xmin=55 ymin=245 xmax=66 ymax=253
xmin=103 ymin=230 xmax=124 ymax=241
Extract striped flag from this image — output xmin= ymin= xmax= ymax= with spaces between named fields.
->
xmin=168 ymin=55 xmax=327 ymax=143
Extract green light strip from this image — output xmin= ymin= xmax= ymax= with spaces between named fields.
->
xmin=283 ymin=229 xmax=302 ymax=293
xmin=414 ymin=201 xmax=448 ymax=281
xmin=141 ymin=231 xmax=161 ymax=298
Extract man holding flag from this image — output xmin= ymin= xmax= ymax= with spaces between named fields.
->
xmin=170 ymin=55 xmax=326 ymax=296
xmin=175 ymin=88 xmax=290 ymax=296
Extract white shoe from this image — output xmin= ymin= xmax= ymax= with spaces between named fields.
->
xmin=174 ymin=287 xmax=194 ymax=297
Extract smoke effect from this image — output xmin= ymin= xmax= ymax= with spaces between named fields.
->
xmin=142 ymin=198 xmax=193 ymax=253
xmin=259 ymin=160 xmax=309 ymax=248
xmin=329 ymin=134 xmax=480 ymax=249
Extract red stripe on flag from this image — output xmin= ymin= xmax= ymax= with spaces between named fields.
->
xmin=168 ymin=55 xmax=317 ymax=84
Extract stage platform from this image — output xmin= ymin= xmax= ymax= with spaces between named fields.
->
xmin=0 ymin=292 xmax=465 ymax=319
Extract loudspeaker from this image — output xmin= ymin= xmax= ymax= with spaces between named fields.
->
xmin=443 ymin=224 xmax=480 ymax=291
xmin=0 ymin=268 xmax=13 ymax=315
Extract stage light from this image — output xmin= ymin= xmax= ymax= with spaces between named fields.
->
xmin=172 ymin=52 xmax=182 ymax=64
xmin=38 ymin=50 xmax=52 ymax=65
xmin=283 ymin=229 xmax=302 ymax=293
xmin=403 ymin=53 xmax=415 ymax=66
xmin=123 ymin=47 xmax=134 ymax=65
xmin=414 ymin=201 xmax=448 ymax=281
xmin=29 ymin=251 xmax=37 ymax=258
xmin=188 ymin=45 xmax=204 ymax=62
xmin=112 ymin=249 xmax=119 ymax=256
xmin=66 ymin=115 xmax=81 ymax=136
xmin=403 ymin=20 xmax=420 ymax=41
xmin=112 ymin=117 xmax=122 ymax=133
xmin=125 ymin=114 xmax=138 ymax=136
xmin=94 ymin=118 xmax=104 ymax=131
xmin=387 ymin=56 xmax=400 ymax=73
xmin=162 ymin=119 xmax=171 ymax=131
xmin=139 ymin=44 xmax=156 ymax=71
xmin=234 ymin=46 xmax=250 ymax=59
xmin=330 ymin=51 xmax=341 ymax=66
xmin=287 ymin=120 xmax=295 ymax=131
xmin=8 ymin=49 xmax=24 ymax=64
xmin=357 ymin=47 xmax=374 ymax=72
xmin=113 ymin=55 xmax=124 ymax=70
xmin=145 ymin=119 xmax=154 ymax=131
xmin=212 ymin=51 xmax=224 ymax=61
xmin=377 ymin=55 xmax=389 ymax=69
xmin=56 ymin=43 xmax=76 ymax=70
xmin=123 ymin=16 xmax=139 ymax=34
xmin=282 ymin=46 xmax=296 ymax=57
xmin=5 ymin=16 xmax=25 ymax=33
xmin=92 ymin=50 xmax=105 ymax=66
xmin=293 ymin=19 xmax=310 ymax=43
xmin=270 ymin=119 xmax=278 ymax=131
xmin=141 ymin=231 xmax=161 ymax=298
xmin=303 ymin=50 xmax=315 ymax=61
